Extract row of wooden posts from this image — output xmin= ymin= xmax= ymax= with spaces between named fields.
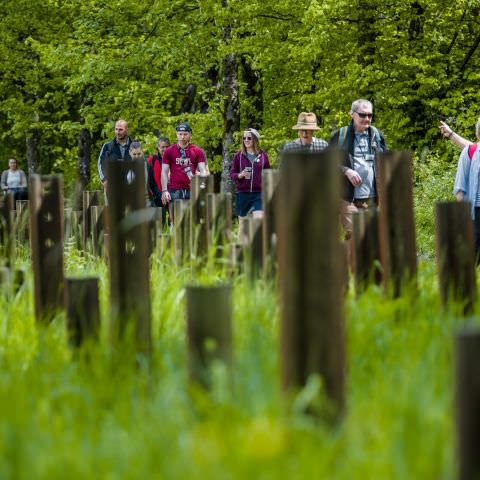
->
xmin=0 ymin=150 xmax=477 ymax=477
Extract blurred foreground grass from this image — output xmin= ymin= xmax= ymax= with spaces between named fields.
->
xmin=0 ymin=241 xmax=469 ymax=479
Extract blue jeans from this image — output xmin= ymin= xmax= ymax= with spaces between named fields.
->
xmin=236 ymin=191 xmax=262 ymax=217
xmin=169 ymin=189 xmax=190 ymax=201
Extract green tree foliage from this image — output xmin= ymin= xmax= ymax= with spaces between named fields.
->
xmin=1 ymin=0 xmax=480 ymax=189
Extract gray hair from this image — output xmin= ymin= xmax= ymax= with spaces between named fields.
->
xmin=350 ymin=99 xmax=373 ymax=113
xmin=476 ymin=118 xmax=480 ymax=139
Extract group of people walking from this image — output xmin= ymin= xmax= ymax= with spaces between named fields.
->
xmin=96 ymin=98 xmax=388 ymax=242
xmin=6 ymin=96 xmax=478 ymax=260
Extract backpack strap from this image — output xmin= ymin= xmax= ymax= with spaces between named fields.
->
xmin=338 ymin=126 xmax=348 ymax=148
xmin=369 ymin=125 xmax=382 ymax=151
xmin=468 ymin=143 xmax=478 ymax=160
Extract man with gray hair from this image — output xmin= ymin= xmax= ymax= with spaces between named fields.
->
xmin=330 ymin=99 xmax=387 ymax=239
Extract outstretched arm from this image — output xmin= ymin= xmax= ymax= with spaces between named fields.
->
xmin=439 ymin=121 xmax=471 ymax=150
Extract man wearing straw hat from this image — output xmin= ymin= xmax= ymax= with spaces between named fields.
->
xmin=282 ymin=112 xmax=329 ymax=153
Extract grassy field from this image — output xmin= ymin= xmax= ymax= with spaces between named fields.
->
xmin=0 ymin=240 xmax=469 ymax=479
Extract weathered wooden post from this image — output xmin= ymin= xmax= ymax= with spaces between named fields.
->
xmin=90 ymin=205 xmax=105 ymax=256
xmin=70 ymin=210 xmax=83 ymax=249
xmin=13 ymin=267 xmax=25 ymax=294
xmin=455 ymin=327 xmax=480 ymax=480
xmin=190 ymin=175 xmax=214 ymax=260
xmin=186 ymin=284 xmax=232 ymax=388
xmin=174 ymin=199 xmax=190 ymax=264
xmin=352 ymin=207 xmax=382 ymax=293
xmin=206 ymin=192 xmax=232 ymax=258
xmin=277 ymin=150 xmax=345 ymax=420
xmin=65 ymin=277 xmax=100 ymax=347
xmin=435 ymin=202 xmax=476 ymax=314
xmin=15 ymin=199 xmax=29 ymax=245
xmin=82 ymin=190 xmax=102 ymax=250
xmin=377 ymin=151 xmax=417 ymax=296
xmin=106 ymin=160 xmax=151 ymax=357
xmin=64 ymin=207 xmax=72 ymax=242
xmin=0 ymin=193 xmax=14 ymax=265
xmin=239 ymin=217 xmax=263 ymax=278
xmin=262 ymin=169 xmax=280 ymax=277
xmin=29 ymin=175 xmax=64 ymax=322
xmin=147 ymin=206 xmax=163 ymax=254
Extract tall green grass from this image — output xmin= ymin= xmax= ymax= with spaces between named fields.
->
xmin=0 ymin=235 xmax=469 ymax=479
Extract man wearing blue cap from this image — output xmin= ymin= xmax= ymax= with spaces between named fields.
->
xmin=161 ymin=122 xmax=207 ymax=209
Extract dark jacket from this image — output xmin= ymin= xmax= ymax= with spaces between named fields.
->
xmin=97 ymin=137 xmax=133 ymax=183
xmin=230 ymin=150 xmax=271 ymax=193
xmin=330 ymin=123 xmax=387 ymax=201
xmin=147 ymin=154 xmax=162 ymax=205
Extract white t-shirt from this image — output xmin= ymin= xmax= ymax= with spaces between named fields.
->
xmin=352 ymin=132 xmax=375 ymax=199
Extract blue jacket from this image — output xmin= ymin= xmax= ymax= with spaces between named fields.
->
xmin=454 ymin=144 xmax=480 ymax=219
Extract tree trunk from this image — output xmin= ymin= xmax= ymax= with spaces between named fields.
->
xmin=26 ymin=128 xmax=41 ymax=175
xmin=357 ymin=0 xmax=377 ymax=68
xmin=241 ymin=56 xmax=263 ymax=130
xmin=221 ymin=52 xmax=239 ymax=195
xmin=74 ymin=125 xmax=91 ymax=210
xmin=220 ymin=0 xmax=239 ymax=195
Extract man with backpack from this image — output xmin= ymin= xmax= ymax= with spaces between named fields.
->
xmin=330 ymin=99 xmax=387 ymax=239
xmin=97 ymin=119 xmax=134 ymax=191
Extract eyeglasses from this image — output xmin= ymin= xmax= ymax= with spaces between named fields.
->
xmin=243 ymin=136 xmax=253 ymax=140
xmin=355 ymin=111 xmax=373 ymax=119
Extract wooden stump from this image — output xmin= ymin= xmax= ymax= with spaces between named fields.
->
xmin=186 ymin=284 xmax=232 ymax=388
xmin=106 ymin=160 xmax=151 ymax=357
xmin=435 ymin=201 xmax=476 ymax=314
xmin=277 ymin=150 xmax=345 ymax=420
xmin=377 ymin=151 xmax=417 ymax=296
xmin=29 ymin=175 xmax=65 ymax=322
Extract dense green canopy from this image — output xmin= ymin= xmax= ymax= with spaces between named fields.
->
xmin=1 ymin=0 xmax=479 ymax=190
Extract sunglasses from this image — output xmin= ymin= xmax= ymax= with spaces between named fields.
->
xmin=243 ymin=136 xmax=253 ymax=140
xmin=355 ymin=112 xmax=373 ymax=119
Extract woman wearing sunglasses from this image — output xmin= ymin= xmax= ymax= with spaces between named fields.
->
xmin=230 ymin=128 xmax=271 ymax=219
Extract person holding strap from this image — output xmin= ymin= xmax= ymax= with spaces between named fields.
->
xmin=230 ymin=128 xmax=271 ymax=219
xmin=330 ymin=99 xmax=387 ymax=239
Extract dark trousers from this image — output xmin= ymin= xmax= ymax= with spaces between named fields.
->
xmin=474 ymin=208 xmax=480 ymax=263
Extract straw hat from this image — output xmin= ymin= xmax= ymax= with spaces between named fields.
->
xmin=292 ymin=112 xmax=320 ymax=130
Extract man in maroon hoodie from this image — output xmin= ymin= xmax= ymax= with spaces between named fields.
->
xmin=161 ymin=122 xmax=207 ymax=211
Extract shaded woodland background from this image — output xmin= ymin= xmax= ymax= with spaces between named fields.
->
xmin=1 ymin=0 xmax=479 ymax=195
